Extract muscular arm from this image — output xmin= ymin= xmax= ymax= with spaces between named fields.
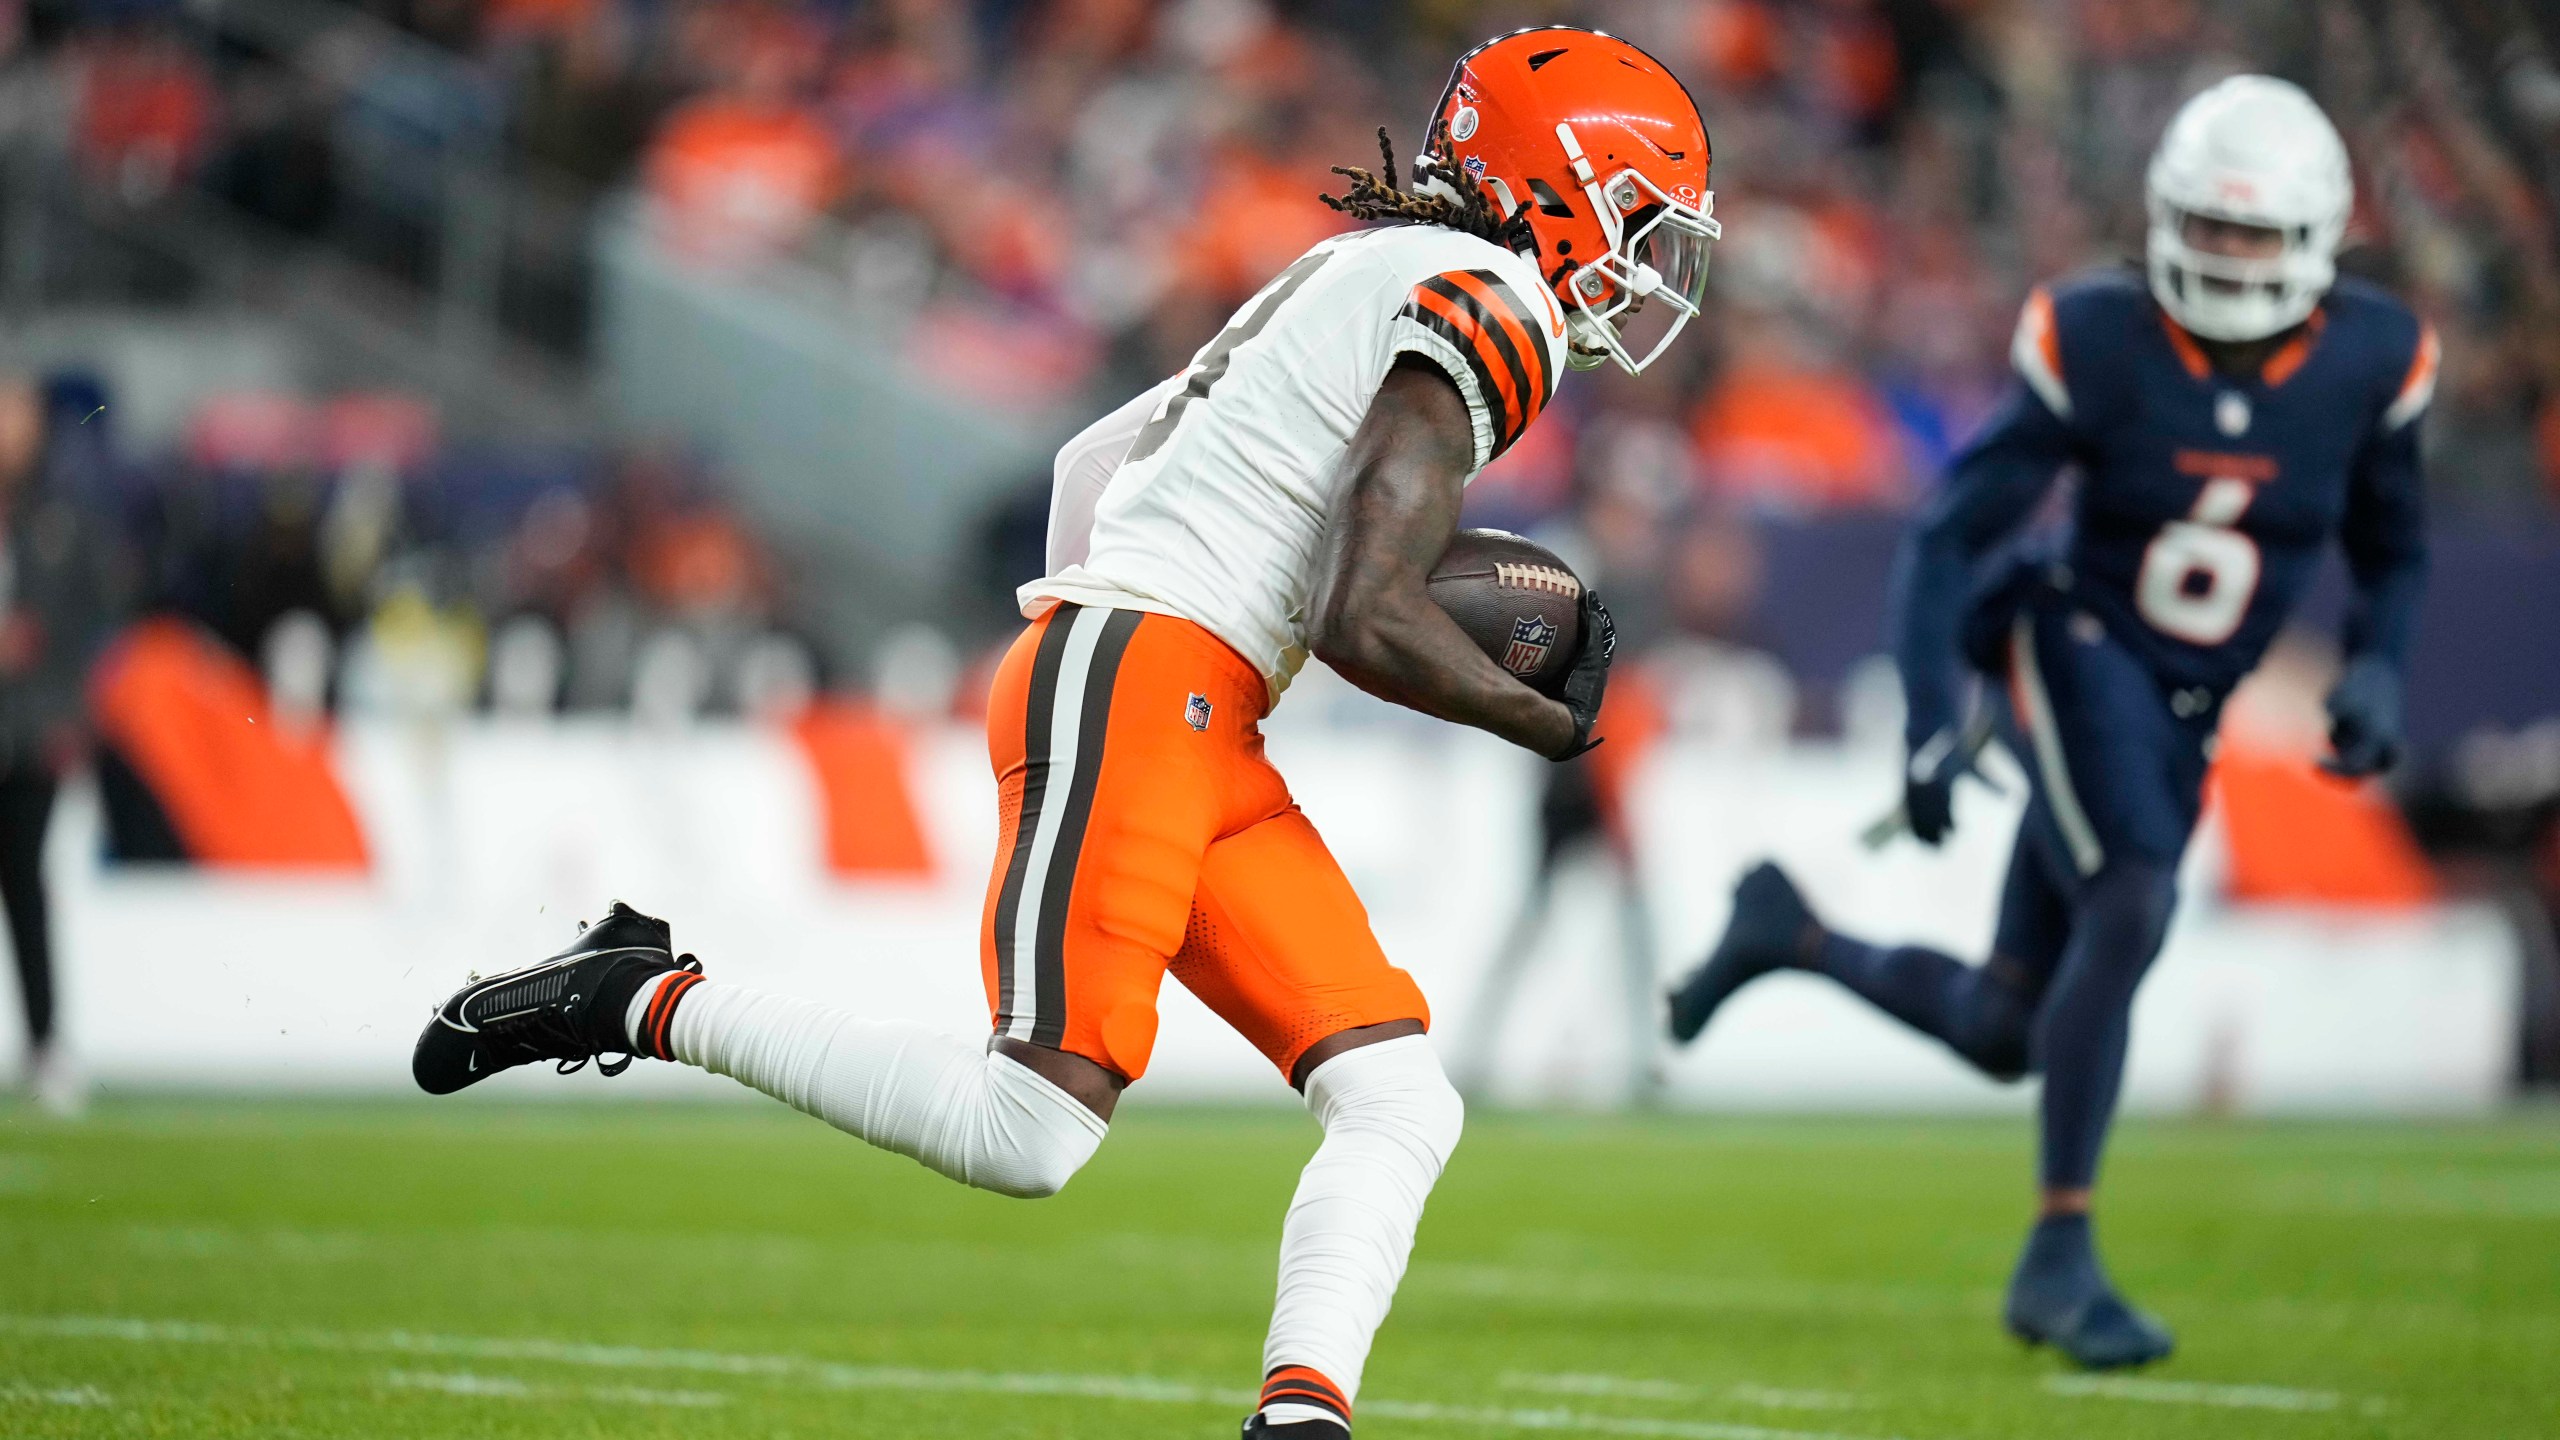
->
xmin=1890 ymin=382 xmax=2077 ymax=747
xmin=1311 ymin=356 xmax=1576 ymax=757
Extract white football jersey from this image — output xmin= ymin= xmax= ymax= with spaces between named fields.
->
xmin=1022 ymin=223 xmax=1569 ymax=700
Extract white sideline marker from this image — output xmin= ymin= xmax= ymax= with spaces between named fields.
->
xmin=1 ymin=1314 xmax=1908 ymax=1440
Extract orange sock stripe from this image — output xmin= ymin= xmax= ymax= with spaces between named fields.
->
xmin=1262 ymin=1387 xmax=1349 ymax=1414
xmin=645 ymin=972 xmax=703 ymax=1059
xmin=639 ymin=976 xmax=678 ymax=1055
xmin=1260 ymin=1365 xmax=1349 ymax=1419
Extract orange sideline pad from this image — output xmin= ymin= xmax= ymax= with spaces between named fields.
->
xmin=791 ymin=700 xmax=935 ymax=879
xmin=88 ymin=618 xmax=367 ymax=869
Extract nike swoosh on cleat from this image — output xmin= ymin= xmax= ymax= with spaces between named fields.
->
xmin=466 ymin=1054 xmax=479 ymax=1072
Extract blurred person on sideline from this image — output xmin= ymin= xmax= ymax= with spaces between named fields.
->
xmin=1666 ymin=78 xmax=2435 ymax=1370
xmin=1449 ymin=424 xmax=1691 ymax=1107
xmin=0 ymin=375 xmax=128 ymax=1115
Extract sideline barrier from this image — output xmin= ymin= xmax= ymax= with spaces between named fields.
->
xmin=15 ymin=710 xmax=2516 ymax=1112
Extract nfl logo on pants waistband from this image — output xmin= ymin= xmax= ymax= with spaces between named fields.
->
xmin=1186 ymin=693 xmax=1213 ymax=731
xmin=1502 ymin=615 xmax=1558 ymax=676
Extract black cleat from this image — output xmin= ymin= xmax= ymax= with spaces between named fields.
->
xmin=412 ymin=902 xmax=700 ymax=1095
xmin=1666 ymin=861 xmax=1819 ymax=1045
xmin=1242 ymin=1415 xmax=1349 ymax=1440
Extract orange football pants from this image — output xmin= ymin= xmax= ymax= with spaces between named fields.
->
xmin=979 ymin=603 xmax=1429 ymax=1083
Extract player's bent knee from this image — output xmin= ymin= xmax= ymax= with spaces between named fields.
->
xmin=1302 ymin=1033 xmax=1464 ymax=1173
xmin=957 ymin=1050 xmax=1111 ymax=1199
xmin=1954 ymin=974 xmax=2036 ymax=1082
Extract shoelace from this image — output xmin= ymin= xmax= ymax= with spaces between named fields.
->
xmin=472 ymin=950 xmax=704 ymax=1079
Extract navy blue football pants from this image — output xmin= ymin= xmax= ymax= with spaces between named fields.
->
xmin=1817 ymin=604 xmax=2213 ymax=1190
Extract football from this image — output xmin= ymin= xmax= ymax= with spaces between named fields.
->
xmin=1427 ymin=528 xmax=1585 ymax=698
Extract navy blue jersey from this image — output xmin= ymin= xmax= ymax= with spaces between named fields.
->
xmin=1893 ymin=267 xmax=2434 ymax=747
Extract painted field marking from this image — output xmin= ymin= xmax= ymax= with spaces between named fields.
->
xmin=2 ymin=1383 xmax=112 ymax=1405
xmin=384 ymin=1370 xmax=728 ymax=1407
xmin=0 ymin=1314 xmax=1908 ymax=1440
xmin=1422 ymin=1264 xmax=1973 ymax=1321
xmin=2044 ymin=1375 xmax=2375 ymax=1414
xmin=1507 ymin=1373 xmax=1866 ymax=1411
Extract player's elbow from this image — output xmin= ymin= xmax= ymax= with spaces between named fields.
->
xmin=1310 ymin=596 xmax=1398 ymax=679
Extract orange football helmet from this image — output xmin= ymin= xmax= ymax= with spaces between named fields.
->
xmin=1421 ymin=27 xmax=1720 ymax=374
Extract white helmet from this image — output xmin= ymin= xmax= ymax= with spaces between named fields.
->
xmin=2144 ymin=75 xmax=2352 ymax=342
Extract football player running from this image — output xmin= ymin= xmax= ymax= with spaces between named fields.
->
xmin=413 ymin=28 xmax=1719 ymax=1439
xmin=1668 ymin=76 xmax=2430 ymax=1369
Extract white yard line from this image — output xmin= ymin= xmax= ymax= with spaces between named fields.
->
xmin=2043 ymin=1375 xmax=2361 ymax=1413
xmin=1 ymin=1383 xmax=112 ymax=1406
xmin=1506 ymin=1374 xmax=1866 ymax=1412
xmin=384 ymin=1370 xmax=729 ymax=1407
xmin=0 ymin=1314 xmax=1907 ymax=1440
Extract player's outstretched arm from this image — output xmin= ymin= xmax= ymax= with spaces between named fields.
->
xmin=2326 ymin=406 xmax=2430 ymax=776
xmin=1888 ymin=383 xmax=2073 ymax=841
xmin=1312 ymin=356 xmax=1580 ymax=758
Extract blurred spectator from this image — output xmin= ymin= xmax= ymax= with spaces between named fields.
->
xmin=642 ymin=6 xmax=838 ymax=267
xmin=1689 ymin=318 xmax=1908 ymax=512
xmin=0 ymin=373 xmax=129 ymax=1115
xmin=71 ymin=12 xmax=215 ymax=204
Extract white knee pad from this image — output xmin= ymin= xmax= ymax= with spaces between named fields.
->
xmin=1303 ymin=1033 xmax=1465 ymax=1167
xmin=956 ymin=1049 xmax=1109 ymax=1199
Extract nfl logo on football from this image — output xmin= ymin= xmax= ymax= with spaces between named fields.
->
xmin=1501 ymin=615 xmax=1557 ymax=676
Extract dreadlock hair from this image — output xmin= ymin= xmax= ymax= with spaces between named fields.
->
xmin=1321 ymin=122 xmax=1536 ymax=255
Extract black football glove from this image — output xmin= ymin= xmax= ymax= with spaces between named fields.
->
xmin=2321 ymin=655 xmax=2404 ymax=778
xmin=1549 ymin=588 xmax=1617 ymax=761
xmin=1901 ymin=726 xmax=1965 ymax=846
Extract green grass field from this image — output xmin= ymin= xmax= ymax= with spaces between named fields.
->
xmin=1 ymin=1097 xmax=2554 ymax=1440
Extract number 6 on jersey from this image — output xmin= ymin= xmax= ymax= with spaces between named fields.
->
xmin=2136 ymin=475 xmax=2260 ymax=644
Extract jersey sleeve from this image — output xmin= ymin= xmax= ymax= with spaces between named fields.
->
xmin=1389 ymin=265 xmax=1562 ymax=472
xmin=1045 ymin=374 xmax=1182 ymax=576
xmin=2379 ymin=322 xmax=2440 ymax=434
xmin=2008 ymin=285 xmax=2075 ymax=423
xmin=1891 ymin=377 xmax=2079 ymax=748
xmin=2338 ymin=320 xmax=2436 ymax=668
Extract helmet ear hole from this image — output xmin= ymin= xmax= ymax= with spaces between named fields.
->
xmin=1526 ymin=178 xmax=1577 ymax=218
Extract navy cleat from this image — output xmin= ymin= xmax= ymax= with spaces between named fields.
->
xmin=2003 ymin=1214 xmax=2175 ymax=1369
xmin=1666 ymin=862 xmax=1819 ymax=1045
xmin=411 ymin=903 xmax=702 ymax=1095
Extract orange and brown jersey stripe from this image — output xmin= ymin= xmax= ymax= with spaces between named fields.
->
xmin=1260 ymin=1364 xmax=1351 ymax=1424
xmin=1401 ymin=268 xmax=1556 ymax=461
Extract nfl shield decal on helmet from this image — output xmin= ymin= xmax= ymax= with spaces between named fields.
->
xmin=1501 ymin=615 xmax=1558 ymax=677
xmin=1186 ymin=692 xmax=1213 ymax=732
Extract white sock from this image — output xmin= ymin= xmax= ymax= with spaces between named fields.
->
xmin=641 ymin=980 xmax=1107 ymax=1199
xmin=1258 ymin=1035 xmax=1464 ymax=1429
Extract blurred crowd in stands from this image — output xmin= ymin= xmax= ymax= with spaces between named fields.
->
xmin=5 ymin=0 xmax=2559 ymax=730
xmin=0 ymin=369 xmax=810 ymax=733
